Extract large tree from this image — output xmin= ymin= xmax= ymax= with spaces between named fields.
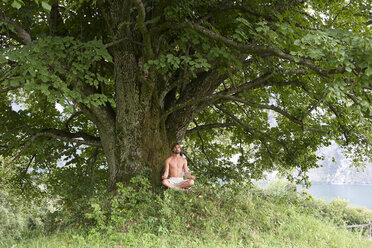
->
xmin=1 ymin=0 xmax=371 ymax=189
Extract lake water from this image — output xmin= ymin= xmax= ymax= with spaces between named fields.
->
xmin=299 ymin=184 xmax=372 ymax=210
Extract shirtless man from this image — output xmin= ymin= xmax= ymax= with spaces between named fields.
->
xmin=162 ymin=143 xmax=196 ymax=190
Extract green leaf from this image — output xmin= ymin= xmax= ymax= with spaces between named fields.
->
xmin=11 ymin=0 xmax=22 ymax=9
xmin=41 ymin=1 xmax=52 ymax=12
xmin=365 ymin=67 xmax=372 ymax=76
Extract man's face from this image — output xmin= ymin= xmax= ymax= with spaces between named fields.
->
xmin=173 ymin=145 xmax=181 ymax=154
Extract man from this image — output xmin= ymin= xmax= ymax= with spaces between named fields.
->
xmin=162 ymin=143 xmax=196 ymax=190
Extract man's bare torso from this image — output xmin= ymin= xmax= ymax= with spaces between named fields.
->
xmin=166 ymin=156 xmax=186 ymax=178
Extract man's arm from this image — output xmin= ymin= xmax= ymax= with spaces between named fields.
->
xmin=162 ymin=158 xmax=170 ymax=180
xmin=183 ymin=159 xmax=196 ymax=180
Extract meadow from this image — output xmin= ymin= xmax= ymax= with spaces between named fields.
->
xmin=2 ymin=179 xmax=372 ymax=248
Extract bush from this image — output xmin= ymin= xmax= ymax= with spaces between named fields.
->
xmin=263 ymin=178 xmax=298 ymax=202
xmin=263 ymin=179 xmax=372 ymax=237
xmin=0 ymin=197 xmax=26 ymax=241
xmin=5 ymin=178 xmax=372 ymax=247
xmin=0 ymin=189 xmax=57 ymax=245
xmin=85 ymin=175 xmax=159 ymax=235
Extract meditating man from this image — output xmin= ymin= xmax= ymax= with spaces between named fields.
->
xmin=162 ymin=143 xmax=196 ymax=190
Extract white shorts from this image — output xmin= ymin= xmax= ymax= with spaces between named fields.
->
xmin=167 ymin=177 xmax=188 ymax=186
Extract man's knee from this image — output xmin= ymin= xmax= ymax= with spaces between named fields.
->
xmin=188 ymin=179 xmax=194 ymax=186
xmin=162 ymin=179 xmax=169 ymax=186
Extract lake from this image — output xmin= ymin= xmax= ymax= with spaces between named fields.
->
xmin=299 ymin=184 xmax=372 ymax=210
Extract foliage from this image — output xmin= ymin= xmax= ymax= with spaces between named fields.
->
xmin=0 ymin=0 xmax=372 ymax=194
xmin=301 ymin=193 xmax=372 ymax=228
xmin=263 ymin=179 xmax=372 ymax=228
xmin=4 ymin=179 xmax=372 ymax=247
xmin=0 ymin=190 xmax=27 ymax=242
xmin=0 ymin=188 xmax=58 ymax=245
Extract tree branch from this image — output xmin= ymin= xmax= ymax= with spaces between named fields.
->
xmin=362 ymin=88 xmax=371 ymax=104
xmin=74 ymin=80 xmax=116 ymax=133
xmin=301 ymin=85 xmax=350 ymax=141
xmin=258 ymin=137 xmax=275 ymax=162
xmin=345 ymin=93 xmax=360 ymax=106
xmin=185 ymin=122 xmax=239 ymax=136
xmin=161 ymin=72 xmax=307 ymax=123
xmin=37 ymin=128 xmax=102 ymax=147
xmin=19 ymin=154 xmax=36 ymax=192
xmin=161 ymin=72 xmax=275 ymax=120
xmin=5 ymin=129 xmax=101 ymax=167
xmin=225 ymin=96 xmax=327 ymax=133
xmin=328 ymin=0 xmax=357 ymax=28
xmin=104 ymin=38 xmax=143 ymax=48
xmin=217 ymin=72 xmax=274 ymax=96
xmin=132 ymin=0 xmax=154 ymax=58
xmin=328 ymin=105 xmax=350 ymax=145
xmin=217 ymin=76 xmax=306 ymax=98
xmin=223 ymin=96 xmax=302 ymax=124
xmin=65 ymin=111 xmax=83 ymax=131
xmin=45 ymin=144 xmax=81 ymax=165
xmin=301 ymin=88 xmax=328 ymax=121
xmin=159 ymin=71 xmax=195 ymax=108
xmin=1 ymin=14 xmax=31 ymax=44
xmin=212 ymin=105 xmax=277 ymax=164
xmin=193 ymin=120 xmax=213 ymax=166
xmin=161 ymin=94 xmax=223 ymax=121
xmin=22 ymin=154 xmax=35 ymax=178
xmin=85 ymin=147 xmax=99 ymax=178
xmin=182 ymin=150 xmax=205 ymax=173
xmin=0 ymin=83 xmax=25 ymax=94
xmin=215 ymin=105 xmax=289 ymax=152
xmin=5 ymin=139 xmax=34 ymax=167
xmin=156 ymin=22 xmax=344 ymax=76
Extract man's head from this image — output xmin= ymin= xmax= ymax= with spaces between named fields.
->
xmin=171 ymin=143 xmax=182 ymax=154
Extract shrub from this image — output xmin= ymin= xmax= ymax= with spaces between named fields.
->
xmin=264 ymin=179 xmax=372 ymax=237
xmin=0 ymin=189 xmax=57 ymax=245
xmin=85 ymin=175 xmax=159 ymax=235
xmin=4 ymin=178 xmax=372 ymax=247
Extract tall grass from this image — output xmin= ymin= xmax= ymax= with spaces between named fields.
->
xmin=2 ymin=178 xmax=372 ymax=248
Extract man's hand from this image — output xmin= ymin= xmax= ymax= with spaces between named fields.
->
xmin=189 ymin=175 xmax=196 ymax=180
xmin=161 ymin=175 xmax=167 ymax=180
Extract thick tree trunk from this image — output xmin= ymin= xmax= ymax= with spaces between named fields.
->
xmin=112 ymin=119 xmax=171 ymax=188
xmin=100 ymin=94 xmax=173 ymax=189
xmin=113 ymin=101 xmax=172 ymax=188
xmin=98 ymin=0 xmax=188 ymax=189
xmin=102 ymin=43 xmax=175 ymax=189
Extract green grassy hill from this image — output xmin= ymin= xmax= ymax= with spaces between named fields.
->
xmin=3 ymin=179 xmax=372 ymax=248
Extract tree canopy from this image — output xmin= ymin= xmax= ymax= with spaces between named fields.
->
xmin=0 ymin=0 xmax=371 ymax=193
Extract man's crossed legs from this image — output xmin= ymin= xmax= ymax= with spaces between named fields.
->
xmin=162 ymin=177 xmax=194 ymax=190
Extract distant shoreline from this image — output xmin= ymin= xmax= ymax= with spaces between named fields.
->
xmin=256 ymin=180 xmax=372 ymax=186
xmin=310 ymin=182 xmax=372 ymax=186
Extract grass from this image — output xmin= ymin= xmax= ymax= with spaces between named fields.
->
xmin=3 ymin=180 xmax=372 ymax=248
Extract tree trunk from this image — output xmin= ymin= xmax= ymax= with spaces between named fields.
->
xmin=98 ymin=0 xmax=187 ymax=189
xmin=102 ymin=43 xmax=175 ymax=189
xmin=99 ymin=92 xmax=173 ymax=189
xmin=113 ymin=102 xmax=172 ymax=188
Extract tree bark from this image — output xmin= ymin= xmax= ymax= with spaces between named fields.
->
xmin=102 ymin=41 xmax=173 ymax=188
xmin=97 ymin=0 xmax=193 ymax=189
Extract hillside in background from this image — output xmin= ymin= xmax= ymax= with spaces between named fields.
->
xmin=308 ymin=143 xmax=372 ymax=184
